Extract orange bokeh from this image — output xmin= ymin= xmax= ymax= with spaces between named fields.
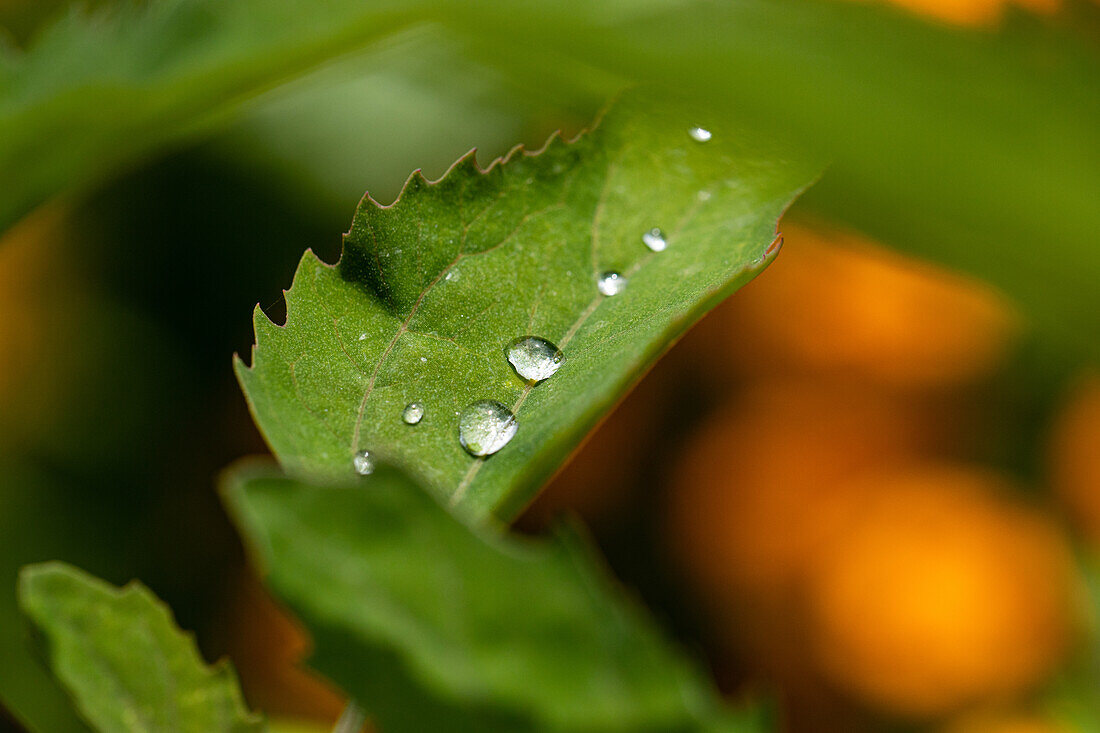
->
xmin=857 ymin=0 xmax=1059 ymax=26
xmin=807 ymin=467 xmax=1074 ymax=718
xmin=689 ymin=223 xmax=1018 ymax=392
xmin=1049 ymin=375 xmax=1100 ymax=546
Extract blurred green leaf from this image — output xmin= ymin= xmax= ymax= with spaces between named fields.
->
xmin=1042 ymin=551 xmax=1100 ymax=731
xmin=17 ymin=561 xmax=263 ymax=733
xmin=0 ymin=0 xmax=424 ymax=231
xmin=212 ymin=32 xmax=533 ymax=219
xmin=0 ymin=461 xmax=94 ymax=733
xmin=236 ymin=91 xmax=815 ymax=520
xmin=223 ymin=460 xmax=760 ymax=733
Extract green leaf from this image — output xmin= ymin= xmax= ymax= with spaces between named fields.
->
xmin=223 ymin=461 xmax=760 ymax=733
xmin=17 ymin=562 xmax=263 ymax=733
xmin=0 ymin=461 xmax=95 ymax=733
xmin=235 ymin=91 xmax=816 ymax=520
xmin=0 ymin=0 xmax=422 ymax=230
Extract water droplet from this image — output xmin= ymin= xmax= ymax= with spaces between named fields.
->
xmin=352 ymin=449 xmax=375 ymax=475
xmin=688 ymin=126 xmax=712 ymax=142
xmin=445 ymin=270 xmax=459 ymax=282
xmin=402 ymin=402 xmax=424 ymax=425
xmin=458 ymin=400 xmax=517 ymax=457
xmin=597 ymin=271 xmax=627 ymax=296
xmin=642 ymin=228 xmax=667 ymax=252
xmin=507 ymin=337 xmax=564 ymax=382
xmin=358 ymin=333 xmax=368 ymax=341
xmin=697 ymin=190 xmax=712 ymax=202
xmin=419 ymin=356 xmax=427 ymax=363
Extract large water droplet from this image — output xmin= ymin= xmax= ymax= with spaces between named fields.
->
xmin=688 ymin=126 xmax=712 ymax=142
xmin=458 ymin=400 xmax=518 ymax=457
xmin=352 ymin=449 xmax=374 ymax=475
xmin=597 ymin=271 xmax=627 ymax=296
xmin=507 ymin=337 xmax=564 ymax=382
xmin=642 ymin=228 xmax=667 ymax=252
xmin=402 ymin=402 xmax=424 ymax=425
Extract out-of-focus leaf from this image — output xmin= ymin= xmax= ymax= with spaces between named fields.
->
xmin=0 ymin=461 xmax=93 ymax=733
xmin=223 ymin=461 xmax=761 ymax=733
xmin=235 ymin=91 xmax=815 ymax=520
xmin=18 ymin=561 xmax=263 ymax=733
xmin=212 ymin=32 xmax=532 ymax=219
xmin=0 ymin=0 xmax=425 ymax=230
xmin=1042 ymin=551 xmax=1100 ymax=731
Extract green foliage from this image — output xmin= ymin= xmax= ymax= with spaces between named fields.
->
xmin=223 ymin=461 xmax=759 ymax=733
xmin=0 ymin=463 xmax=94 ymax=733
xmin=0 ymin=0 xmax=421 ymax=230
xmin=451 ymin=0 xmax=1100 ymax=354
xmin=236 ymin=91 xmax=815 ymax=520
xmin=4 ymin=1 xmax=1100 ymax=730
xmin=4 ymin=0 xmax=1100 ymax=355
xmin=17 ymin=562 xmax=263 ymax=733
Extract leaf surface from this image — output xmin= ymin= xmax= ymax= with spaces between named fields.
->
xmin=18 ymin=562 xmax=263 ymax=733
xmin=236 ymin=92 xmax=815 ymax=519
xmin=223 ymin=461 xmax=760 ymax=733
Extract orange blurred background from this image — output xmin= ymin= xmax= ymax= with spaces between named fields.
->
xmin=3 ymin=0 xmax=1099 ymax=730
xmin=521 ymin=222 xmax=1097 ymax=733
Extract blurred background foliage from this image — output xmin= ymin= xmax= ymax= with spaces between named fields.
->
xmin=1 ymin=0 xmax=1099 ymax=731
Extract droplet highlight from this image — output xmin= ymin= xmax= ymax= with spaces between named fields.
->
xmin=352 ymin=449 xmax=375 ymax=475
xmin=458 ymin=400 xmax=518 ymax=457
xmin=642 ymin=228 xmax=667 ymax=252
xmin=688 ymin=126 xmax=712 ymax=142
xmin=507 ymin=337 xmax=564 ymax=382
xmin=402 ymin=402 xmax=424 ymax=425
xmin=597 ymin=271 xmax=627 ymax=296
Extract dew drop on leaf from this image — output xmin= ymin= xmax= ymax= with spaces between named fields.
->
xmin=402 ymin=402 xmax=424 ymax=425
xmin=597 ymin=271 xmax=627 ymax=296
xmin=642 ymin=228 xmax=667 ymax=252
xmin=507 ymin=337 xmax=564 ymax=382
xmin=352 ymin=449 xmax=374 ymax=475
xmin=688 ymin=126 xmax=712 ymax=142
xmin=458 ymin=400 xmax=518 ymax=457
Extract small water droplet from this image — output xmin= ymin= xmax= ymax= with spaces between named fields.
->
xmin=642 ymin=228 xmax=667 ymax=252
xmin=458 ymin=400 xmax=518 ymax=457
xmin=445 ymin=270 xmax=459 ymax=282
xmin=352 ymin=449 xmax=374 ymax=475
xmin=507 ymin=337 xmax=564 ymax=382
xmin=597 ymin=271 xmax=627 ymax=296
xmin=419 ymin=356 xmax=427 ymax=363
xmin=688 ymin=126 xmax=712 ymax=142
xmin=358 ymin=333 xmax=368 ymax=341
xmin=402 ymin=402 xmax=424 ymax=425
xmin=697 ymin=190 xmax=712 ymax=202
